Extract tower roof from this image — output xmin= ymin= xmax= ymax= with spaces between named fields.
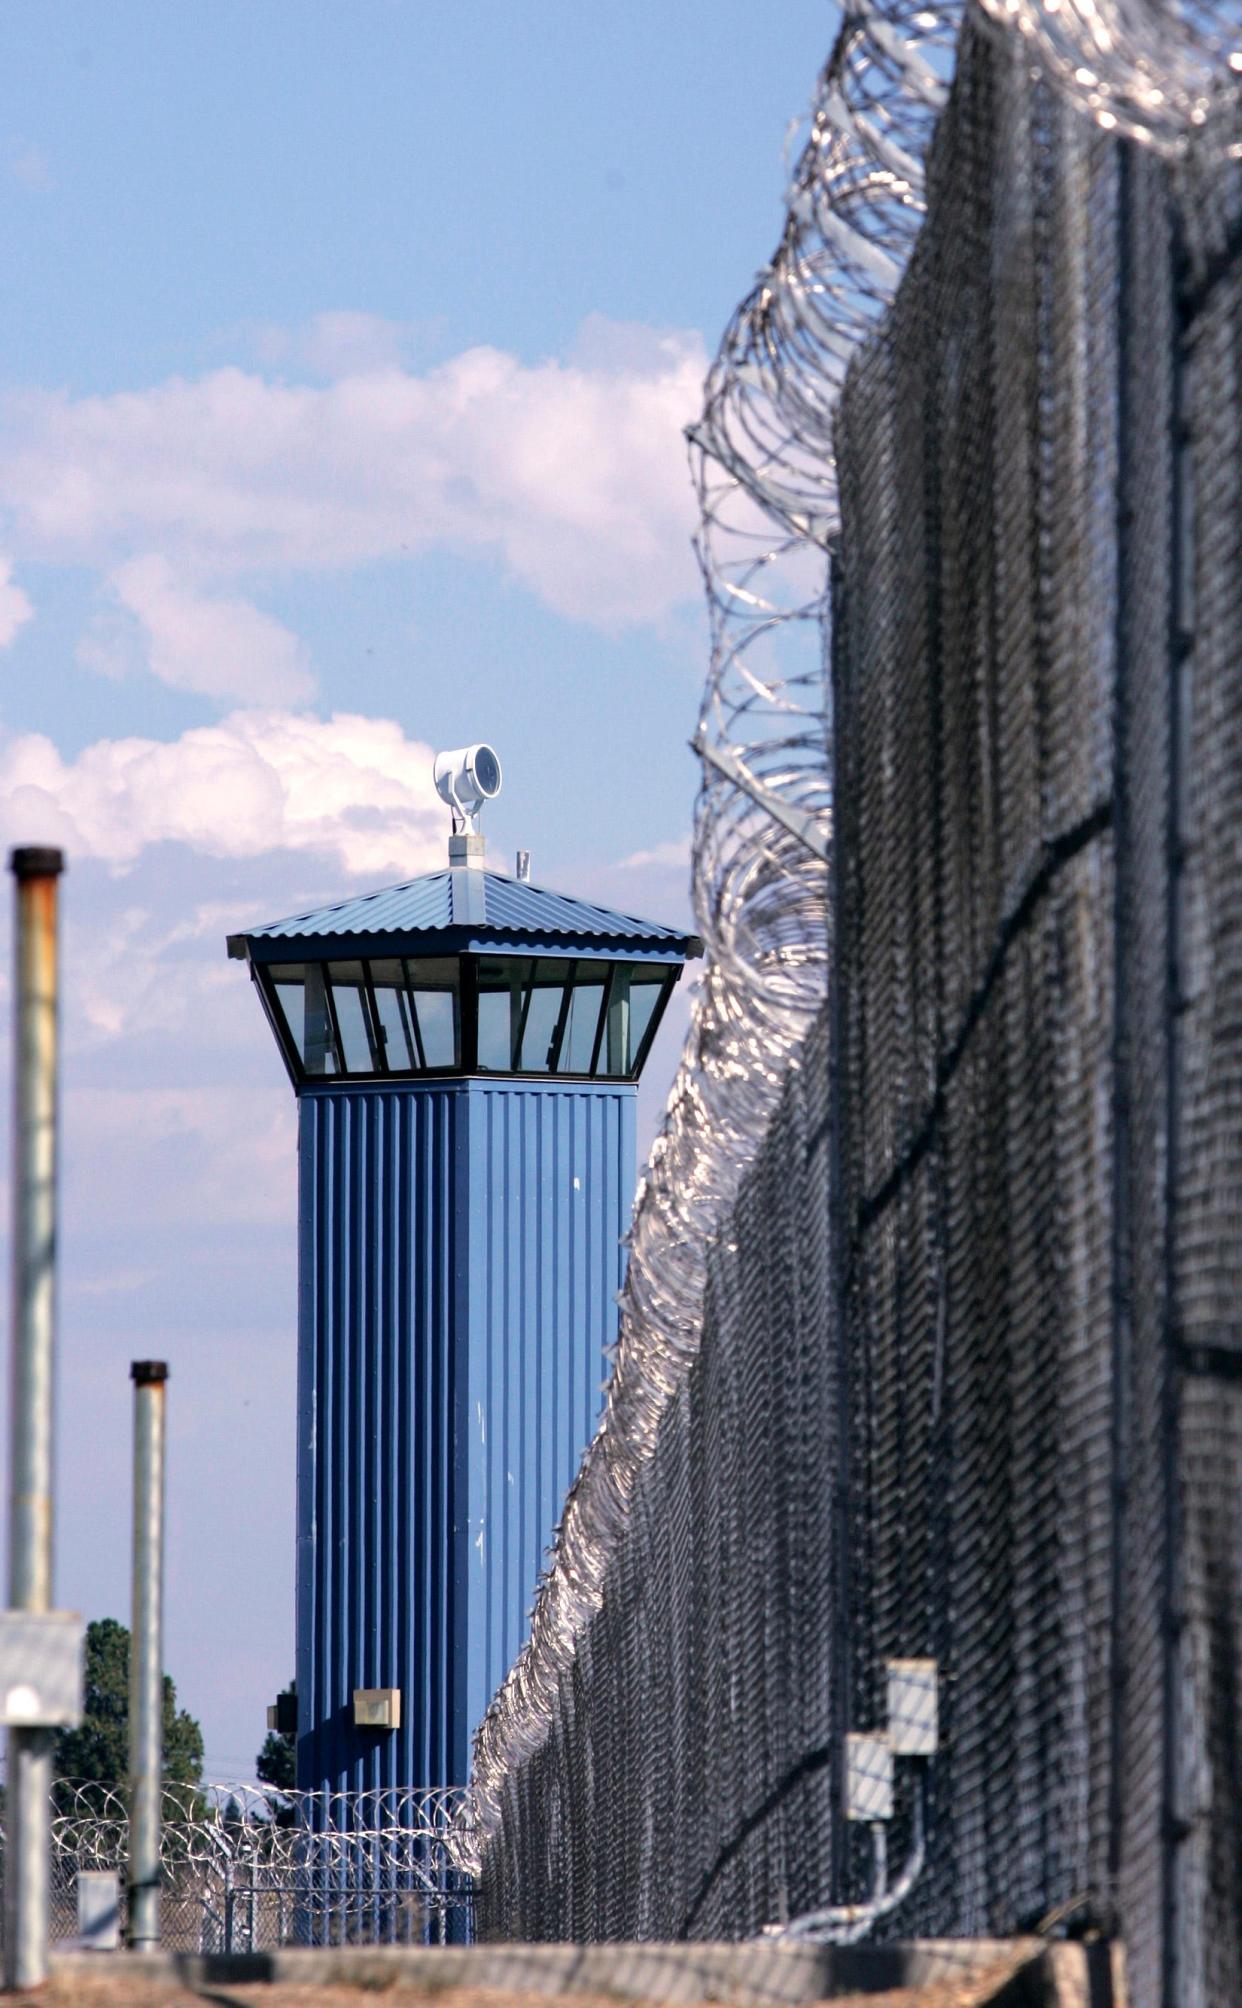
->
xmin=227 ymin=867 xmax=701 ymax=965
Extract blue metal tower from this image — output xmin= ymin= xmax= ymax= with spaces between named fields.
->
xmin=228 ymin=757 xmax=698 ymax=1795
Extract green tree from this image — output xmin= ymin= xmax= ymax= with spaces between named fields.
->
xmin=53 ymin=1617 xmax=204 ymax=1813
xmin=255 ymin=1680 xmax=296 ymax=1793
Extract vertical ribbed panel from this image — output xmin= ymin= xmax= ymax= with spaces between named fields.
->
xmin=298 ymin=1086 xmax=460 ymax=1795
xmin=296 ymin=1078 xmax=634 ymax=1794
xmin=460 ymin=1083 xmax=635 ymax=1739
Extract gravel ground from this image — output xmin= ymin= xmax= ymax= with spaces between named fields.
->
xmin=25 ymin=1955 xmax=1035 ymax=2008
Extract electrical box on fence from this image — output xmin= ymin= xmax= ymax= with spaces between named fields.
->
xmin=353 ymin=1687 xmax=401 ymax=1730
xmin=886 ymin=1656 xmax=939 ymax=1756
xmin=844 ymin=1731 xmax=893 ymax=1821
xmin=0 ymin=1610 xmax=84 ymax=1726
xmin=76 ymin=1871 xmax=120 ymax=1952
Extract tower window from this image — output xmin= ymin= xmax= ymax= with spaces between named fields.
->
xmin=259 ymin=955 xmax=675 ymax=1084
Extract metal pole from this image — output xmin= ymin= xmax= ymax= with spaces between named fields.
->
xmin=4 ymin=845 xmax=64 ymax=1991
xmin=128 ymin=1359 xmax=168 ymax=1951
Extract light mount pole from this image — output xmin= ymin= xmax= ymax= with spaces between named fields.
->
xmin=128 ymin=1359 xmax=168 ymax=1952
xmin=3 ymin=846 xmax=79 ymax=1992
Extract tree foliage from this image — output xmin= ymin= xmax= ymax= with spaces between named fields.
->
xmin=255 ymin=1680 xmax=296 ymax=1793
xmin=53 ymin=1617 xmax=204 ymax=1811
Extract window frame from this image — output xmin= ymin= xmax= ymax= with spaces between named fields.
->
xmin=256 ymin=952 xmax=679 ymax=1086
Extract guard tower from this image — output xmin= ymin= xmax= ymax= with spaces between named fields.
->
xmin=228 ymin=746 xmax=699 ymax=1795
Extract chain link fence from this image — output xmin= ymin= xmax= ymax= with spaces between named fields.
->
xmin=834 ymin=20 xmax=1242 ymax=2002
xmin=478 ymin=1008 xmax=834 ymax=1941
xmin=5 ymin=1784 xmax=474 ymax=1952
xmin=831 ymin=3 xmax=1149 ymax=1965
xmin=472 ymin=10 xmax=1242 ymax=2006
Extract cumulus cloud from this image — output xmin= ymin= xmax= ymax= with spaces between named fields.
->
xmin=0 ymin=555 xmax=32 ymax=647
xmin=0 ymin=709 xmax=446 ymax=879
xmin=0 ymin=319 xmax=708 ymax=629
xmin=618 ymin=835 xmax=691 ymax=871
xmin=96 ymin=555 xmax=315 ymax=703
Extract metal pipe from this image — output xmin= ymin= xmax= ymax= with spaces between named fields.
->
xmin=4 ymin=844 xmax=64 ymax=1991
xmin=129 ymin=1359 xmax=168 ymax=1951
xmin=779 ymin=1770 xmax=927 ymax=1943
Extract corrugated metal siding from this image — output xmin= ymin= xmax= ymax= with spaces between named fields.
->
xmin=298 ymin=1086 xmax=461 ymax=1793
xmin=246 ymin=868 xmax=691 ymax=947
xmin=296 ymin=1078 xmax=635 ymax=1794
xmin=460 ymin=1083 xmax=635 ymax=1738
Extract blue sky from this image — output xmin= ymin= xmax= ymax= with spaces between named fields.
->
xmin=0 ymin=1 xmax=837 ymax=1779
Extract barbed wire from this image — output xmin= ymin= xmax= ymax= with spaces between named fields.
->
xmin=465 ymin=0 xmax=1242 ymax=1868
xmin=975 ymin=0 xmax=1242 ymax=148
xmin=33 ymin=1783 xmax=474 ymax=1881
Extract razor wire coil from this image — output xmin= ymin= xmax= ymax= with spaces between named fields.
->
xmin=465 ymin=0 xmax=1242 ymax=1878
xmin=43 ymin=1782 xmax=475 ymax=1881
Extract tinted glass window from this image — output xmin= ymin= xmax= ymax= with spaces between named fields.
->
xmin=405 ymin=958 xmax=458 ymax=1069
xmin=514 ymin=960 xmax=568 ymax=1072
xmin=619 ymin=967 xmax=669 ymax=1073
xmin=270 ymin=971 xmax=310 ymax=1067
xmin=264 ymin=957 xmax=460 ymax=1077
xmin=364 ymin=959 xmax=415 ymax=1070
xmin=558 ymin=974 xmax=606 ymax=1074
xmin=327 ymin=961 xmax=376 ymax=1073
xmin=302 ymin=965 xmax=338 ymax=1074
xmin=269 ymin=964 xmax=339 ymax=1076
xmin=261 ymin=954 xmax=671 ymax=1081
xmin=478 ymin=959 xmax=527 ymax=1072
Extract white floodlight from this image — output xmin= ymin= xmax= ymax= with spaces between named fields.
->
xmin=433 ymin=744 xmax=503 ymax=833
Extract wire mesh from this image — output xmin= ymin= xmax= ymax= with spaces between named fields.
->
xmin=474 ymin=1010 xmax=835 ymax=1941
xmin=466 ymin=4 xmax=1242 ymax=2005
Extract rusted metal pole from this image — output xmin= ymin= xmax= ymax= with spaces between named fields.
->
xmin=128 ymin=1360 xmax=168 ymax=1951
xmin=5 ymin=845 xmax=65 ymax=1991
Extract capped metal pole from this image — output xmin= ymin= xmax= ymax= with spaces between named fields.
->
xmin=128 ymin=1360 xmax=168 ymax=1952
xmin=4 ymin=845 xmax=65 ymax=1991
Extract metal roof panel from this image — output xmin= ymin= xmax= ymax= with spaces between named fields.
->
xmin=235 ymin=869 xmax=697 ymax=955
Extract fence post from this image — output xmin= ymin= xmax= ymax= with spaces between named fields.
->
xmin=4 ymin=846 xmax=65 ymax=1991
xmin=128 ymin=1359 xmax=168 ymax=1950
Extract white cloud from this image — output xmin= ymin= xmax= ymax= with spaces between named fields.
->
xmin=618 ymin=835 xmax=690 ymax=871
xmin=0 ymin=555 xmax=33 ymax=647
xmin=100 ymin=555 xmax=315 ymax=704
xmin=0 ymin=320 xmax=707 ymax=628
xmin=0 ymin=709 xmax=446 ymax=879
